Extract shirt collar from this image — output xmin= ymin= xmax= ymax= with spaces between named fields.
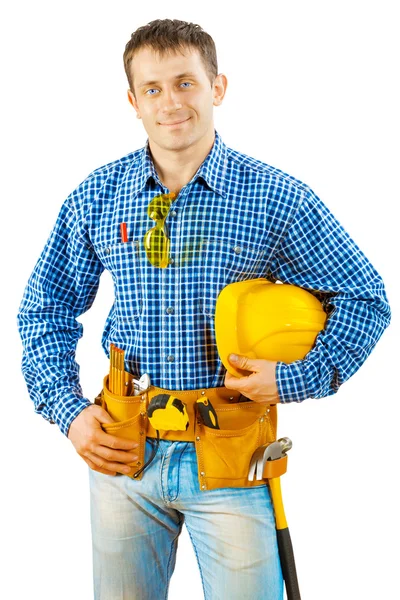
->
xmin=132 ymin=129 xmax=228 ymax=198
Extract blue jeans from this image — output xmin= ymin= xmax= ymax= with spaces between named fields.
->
xmin=89 ymin=438 xmax=283 ymax=599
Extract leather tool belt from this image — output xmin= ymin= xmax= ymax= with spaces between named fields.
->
xmin=95 ymin=372 xmax=283 ymax=491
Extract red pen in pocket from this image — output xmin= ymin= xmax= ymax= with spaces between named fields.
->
xmin=120 ymin=222 xmax=128 ymax=243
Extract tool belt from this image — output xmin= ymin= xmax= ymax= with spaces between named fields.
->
xmin=95 ymin=372 xmax=283 ymax=491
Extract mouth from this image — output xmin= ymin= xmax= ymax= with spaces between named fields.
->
xmin=159 ymin=117 xmax=191 ymax=127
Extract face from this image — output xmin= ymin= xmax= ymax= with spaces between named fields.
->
xmin=127 ymin=46 xmax=227 ymax=153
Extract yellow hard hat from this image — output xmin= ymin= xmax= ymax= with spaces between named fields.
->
xmin=215 ymin=278 xmax=327 ymax=377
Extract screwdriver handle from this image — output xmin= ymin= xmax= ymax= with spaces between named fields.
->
xmin=196 ymin=397 xmax=220 ymax=429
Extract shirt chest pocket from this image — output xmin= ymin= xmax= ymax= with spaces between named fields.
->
xmin=94 ymin=241 xmax=143 ymax=320
xmin=199 ymin=239 xmax=267 ymax=317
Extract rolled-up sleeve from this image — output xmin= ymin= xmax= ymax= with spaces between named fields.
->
xmin=270 ymin=188 xmax=391 ymax=402
xmin=17 ymin=182 xmax=104 ymax=436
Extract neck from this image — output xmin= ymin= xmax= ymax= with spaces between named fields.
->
xmin=148 ymin=127 xmax=215 ymax=194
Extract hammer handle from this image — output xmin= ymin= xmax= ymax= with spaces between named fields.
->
xmin=269 ymin=478 xmax=301 ymax=600
xmin=277 ymin=527 xmax=301 ymax=600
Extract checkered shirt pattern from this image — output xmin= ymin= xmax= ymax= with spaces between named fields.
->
xmin=17 ymin=130 xmax=391 ymax=436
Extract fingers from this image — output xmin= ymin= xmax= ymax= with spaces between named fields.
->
xmin=91 ymin=405 xmax=118 ymax=426
xmin=68 ymin=406 xmax=141 ymax=476
xmin=96 ymin=429 xmax=139 ymax=451
xmin=224 ymin=370 xmax=253 ymax=390
xmin=85 ymin=456 xmax=117 ymax=477
xmin=228 ymin=354 xmax=261 ymax=372
xmin=94 ymin=444 xmax=138 ymax=466
xmin=224 ymin=364 xmax=280 ymax=404
xmin=85 ymin=432 xmax=139 ymax=475
xmin=85 ymin=450 xmax=134 ymax=475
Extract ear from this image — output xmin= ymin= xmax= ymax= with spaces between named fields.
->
xmin=212 ymin=73 xmax=228 ymax=107
xmin=127 ymin=89 xmax=141 ymax=119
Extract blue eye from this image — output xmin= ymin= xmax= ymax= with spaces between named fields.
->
xmin=146 ymin=89 xmax=159 ymax=96
xmin=180 ymin=82 xmax=192 ymax=88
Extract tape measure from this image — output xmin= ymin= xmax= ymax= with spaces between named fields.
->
xmin=147 ymin=394 xmax=189 ymax=431
xmin=136 ymin=393 xmax=219 ymax=479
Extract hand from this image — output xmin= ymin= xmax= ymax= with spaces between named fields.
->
xmin=224 ymin=354 xmax=281 ymax=404
xmin=67 ymin=404 xmax=139 ymax=476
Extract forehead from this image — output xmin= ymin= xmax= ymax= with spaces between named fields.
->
xmin=131 ymin=46 xmax=207 ymax=88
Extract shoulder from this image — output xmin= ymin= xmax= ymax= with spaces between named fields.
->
xmin=84 ymin=148 xmax=143 ymax=185
xmin=225 ymin=144 xmax=312 ymax=198
xmin=66 ymin=148 xmax=143 ymax=214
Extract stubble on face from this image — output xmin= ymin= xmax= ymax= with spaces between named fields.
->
xmin=130 ymin=47 xmax=216 ymax=155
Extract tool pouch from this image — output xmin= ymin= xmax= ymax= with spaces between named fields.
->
xmin=194 ymin=401 xmax=277 ymax=491
xmin=95 ymin=374 xmax=149 ymax=480
xmin=95 ymin=375 xmax=280 ymax=490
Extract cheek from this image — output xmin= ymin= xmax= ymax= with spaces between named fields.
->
xmin=141 ymin=107 xmax=158 ymax=125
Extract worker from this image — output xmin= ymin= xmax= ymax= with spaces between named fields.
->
xmin=17 ymin=18 xmax=391 ymax=600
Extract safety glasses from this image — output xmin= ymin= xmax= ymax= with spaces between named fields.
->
xmin=143 ymin=193 xmax=176 ymax=268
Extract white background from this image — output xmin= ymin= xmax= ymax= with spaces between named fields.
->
xmin=1 ymin=1 xmax=399 ymax=598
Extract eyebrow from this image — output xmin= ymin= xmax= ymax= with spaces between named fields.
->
xmin=138 ymin=72 xmax=198 ymax=89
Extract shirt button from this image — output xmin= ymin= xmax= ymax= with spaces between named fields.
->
xmin=166 ymin=307 xmax=174 ymax=314
xmin=167 ymin=355 xmax=175 ymax=362
xmin=170 ymin=210 xmax=177 ymax=217
xmin=234 ymin=246 xmax=241 ymax=254
xmin=105 ymin=247 xmax=111 ymax=254
xmin=169 ymin=257 xmax=175 ymax=265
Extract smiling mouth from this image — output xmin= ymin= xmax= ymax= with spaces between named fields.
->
xmin=159 ymin=117 xmax=191 ymax=126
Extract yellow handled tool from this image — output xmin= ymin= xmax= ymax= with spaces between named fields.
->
xmin=196 ymin=397 xmax=220 ymax=429
xmin=248 ymin=438 xmax=301 ymax=600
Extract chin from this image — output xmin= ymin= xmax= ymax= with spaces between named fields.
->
xmin=161 ymin=134 xmax=196 ymax=151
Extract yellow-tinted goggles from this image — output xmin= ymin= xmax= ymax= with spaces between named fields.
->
xmin=143 ymin=193 xmax=176 ymax=268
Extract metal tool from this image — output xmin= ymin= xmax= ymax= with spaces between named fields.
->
xmin=248 ymin=437 xmax=301 ymax=600
xmin=131 ymin=373 xmax=151 ymax=395
xmin=248 ymin=437 xmax=292 ymax=481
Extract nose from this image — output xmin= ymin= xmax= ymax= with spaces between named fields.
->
xmin=160 ymin=87 xmax=182 ymax=114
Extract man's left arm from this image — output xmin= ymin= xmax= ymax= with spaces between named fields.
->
xmin=226 ymin=188 xmax=391 ymax=403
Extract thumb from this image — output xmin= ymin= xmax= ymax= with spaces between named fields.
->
xmin=88 ymin=404 xmax=116 ymax=425
xmin=228 ymin=353 xmax=259 ymax=372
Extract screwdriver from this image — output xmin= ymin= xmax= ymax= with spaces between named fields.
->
xmin=196 ymin=397 xmax=220 ymax=429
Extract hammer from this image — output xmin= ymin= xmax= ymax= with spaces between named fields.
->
xmin=248 ymin=438 xmax=301 ymax=600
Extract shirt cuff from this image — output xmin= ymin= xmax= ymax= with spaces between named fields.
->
xmin=51 ymin=390 xmax=93 ymax=437
xmin=276 ymin=360 xmax=309 ymax=403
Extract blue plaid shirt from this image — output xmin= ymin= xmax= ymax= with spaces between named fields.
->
xmin=18 ymin=130 xmax=391 ymax=436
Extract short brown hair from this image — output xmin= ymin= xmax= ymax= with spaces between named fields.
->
xmin=123 ymin=19 xmax=218 ymax=96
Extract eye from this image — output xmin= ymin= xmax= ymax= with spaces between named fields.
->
xmin=180 ymin=82 xmax=192 ymax=88
xmin=146 ymin=88 xmax=159 ymax=96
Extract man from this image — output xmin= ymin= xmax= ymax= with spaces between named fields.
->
xmin=18 ymin=18 xmax=390 ymax=600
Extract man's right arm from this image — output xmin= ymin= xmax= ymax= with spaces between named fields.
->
xmin=18 ymin=176 xmax=140 ymax=474
xmin=17 ymin=181 xmax=104 ymax=437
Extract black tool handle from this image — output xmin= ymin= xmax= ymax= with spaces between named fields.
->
xmin=196 ymin=398 xmax=220 ymax=429
xmin=277 ymin=527 xmax=301 ymax=600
